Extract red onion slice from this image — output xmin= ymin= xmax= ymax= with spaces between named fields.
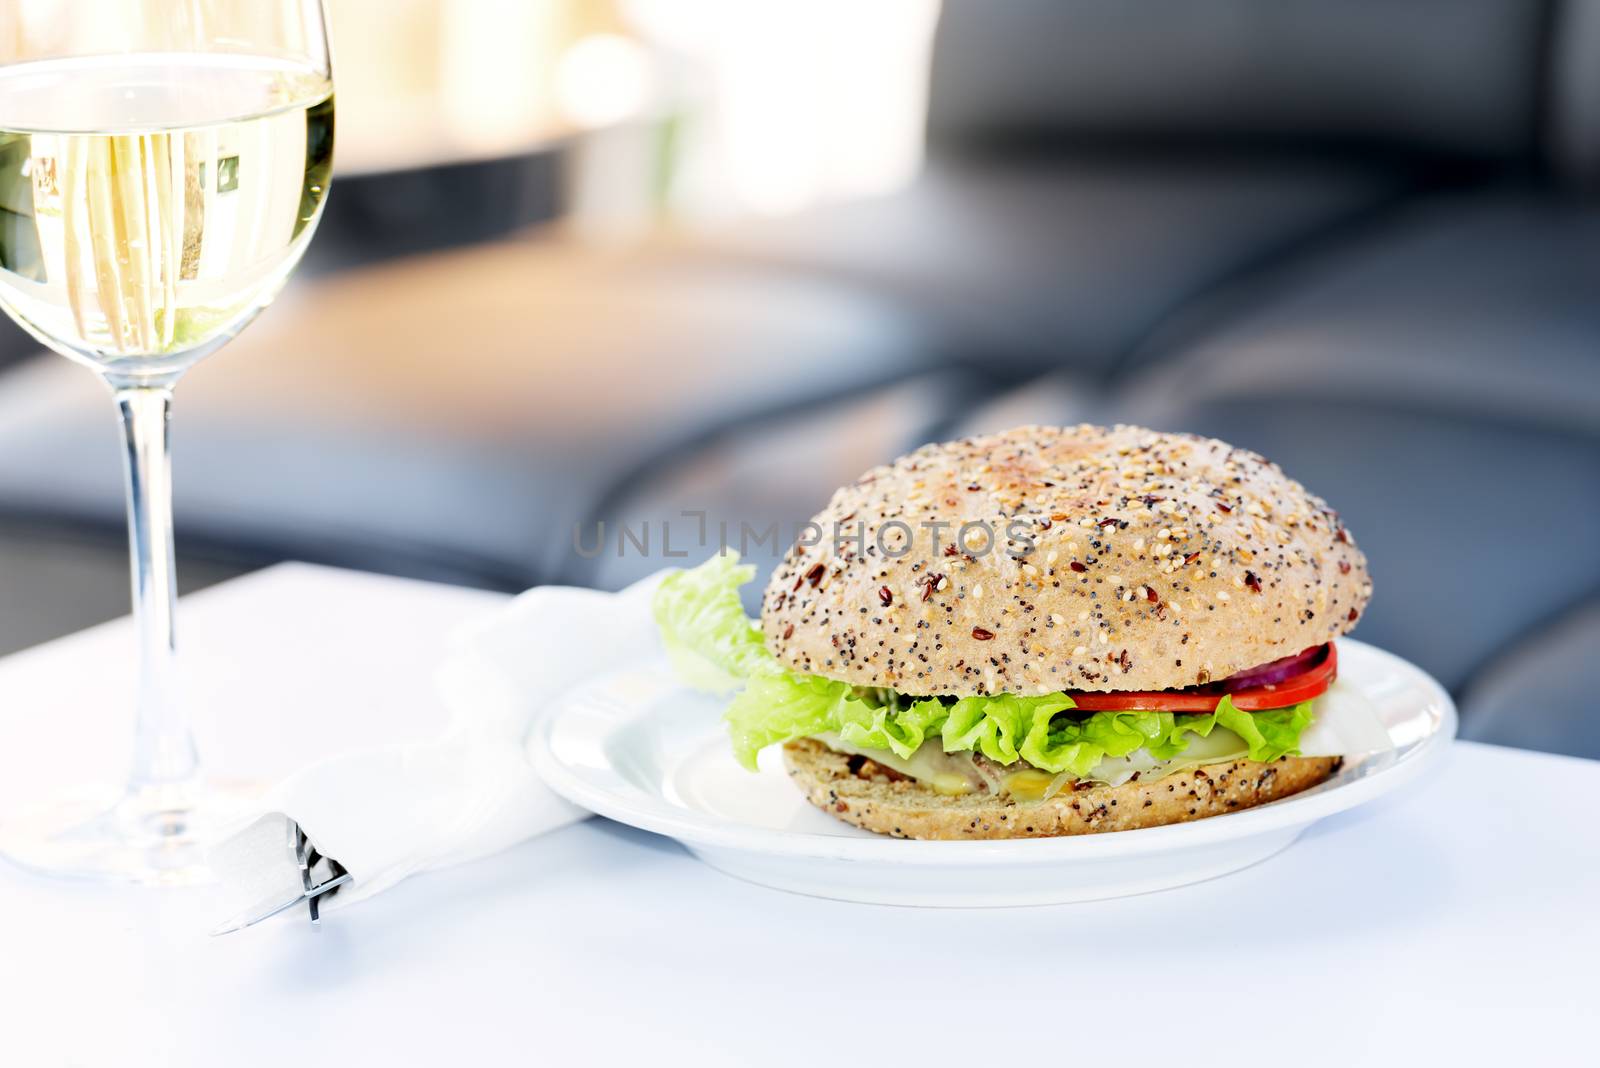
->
xmin=1222 ymin=644 xmax=1327 ymax=691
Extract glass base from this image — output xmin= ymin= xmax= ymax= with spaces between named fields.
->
xmin=0 ymin=780 xmax=261 ymax=887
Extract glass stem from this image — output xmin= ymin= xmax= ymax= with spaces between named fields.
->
xmin=112 ymin=381 xmax=198 ymax=799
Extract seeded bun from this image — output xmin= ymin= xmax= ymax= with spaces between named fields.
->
xmin=763 ymin=424 xmax=1370 ymax=695
xmin=782 ymin=738 xmax=1342 ymax=839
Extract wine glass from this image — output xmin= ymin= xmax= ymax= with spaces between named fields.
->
xmin=0 ymin=2 xmax=334 ymax=884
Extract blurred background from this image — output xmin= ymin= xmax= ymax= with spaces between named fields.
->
xmin=0 ymin=0 xmax=1594 ymax=758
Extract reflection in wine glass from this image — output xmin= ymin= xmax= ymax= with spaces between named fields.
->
xmin=0 ymin=2 xmax=334 ymax=884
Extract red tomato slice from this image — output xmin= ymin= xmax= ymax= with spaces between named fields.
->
xmin=1068 ymin=643 xmax=1337 ymax=713
xmin=1067 ymin=690 xmax=1222 ymax=712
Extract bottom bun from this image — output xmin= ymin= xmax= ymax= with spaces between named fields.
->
xmin=782 ymin=737 xmax=1341 ymax=840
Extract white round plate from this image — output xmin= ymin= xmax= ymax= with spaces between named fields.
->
xmin=528 ymin=639 xmax=1456 ymax=906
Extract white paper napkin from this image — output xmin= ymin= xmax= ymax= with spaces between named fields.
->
xmin=208 ymin=570 xmax=668 ymax=924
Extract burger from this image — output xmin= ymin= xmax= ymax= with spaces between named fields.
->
xmin=654 ymin=424 xmax=1383 ymax=839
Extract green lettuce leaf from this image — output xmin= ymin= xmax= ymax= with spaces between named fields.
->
xmin=1013 ymin=699 xmax=1313 ymax=777
xmin=949 ymin=693 xmax=1069 ymax=765
xmin=723 ymin=674 xmax=863 ymax=769
xmin=655 ymin=554 xmax=1316 ymax=774
xmin=1214 ymin=696 xmax=1315 ymax=763
xmin=652 ymin=551 xmax=779 ymax=692
xmin=838 ymin=695 xmax=950 ymax=760
xmin=1021 ymin=706 xmax=1171 ymax=777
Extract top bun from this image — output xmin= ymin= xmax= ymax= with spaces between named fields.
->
xmin=762 ymin=425 xmax=1370 ymax=695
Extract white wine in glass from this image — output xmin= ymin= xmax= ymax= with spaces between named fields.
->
xmin=0 ymin=3 xmax=333 ymax=884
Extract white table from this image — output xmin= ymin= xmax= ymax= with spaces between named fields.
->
xmin=0 ymin=564 xmax=1592 ymax=1066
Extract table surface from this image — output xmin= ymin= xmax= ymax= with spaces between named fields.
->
xmin=0 ymin=564 xmax=1592 ymax=1067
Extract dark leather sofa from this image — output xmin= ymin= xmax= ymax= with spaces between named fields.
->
xmin=0 ymin=1 xmax=1595 ymax=757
